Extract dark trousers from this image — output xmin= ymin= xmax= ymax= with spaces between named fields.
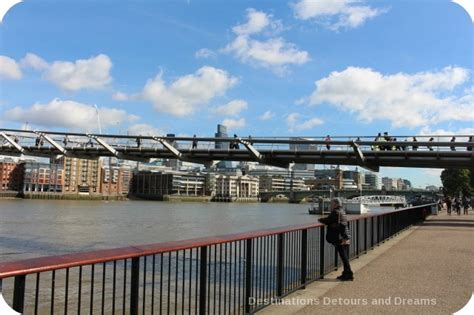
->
xmin=335 ymin=244 xmax=353 ymax=277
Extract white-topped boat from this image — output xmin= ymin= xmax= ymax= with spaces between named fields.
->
xmin=343 ymin=195 xmax=407 ymax=214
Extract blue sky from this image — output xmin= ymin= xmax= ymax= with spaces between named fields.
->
xmin=0 ymin=0 xmax=473 ymax=187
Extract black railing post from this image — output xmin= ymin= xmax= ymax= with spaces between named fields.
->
xmin=388 ymin=214 xmax=392 ymax=238
xmin=356 ymin=220 xmax=360 ymax=258
xmin=199 ymin=246 xmax=207 ymax=315
xmin=12 ymin=275 xmax=26 ymax=313
xmin=319 ymin=227 xmax=325 ymax=278
xmin=377 ymin=216 xmax=381 ymax=245
xmin=364 ymin=218 xmax=368 ymax=253
xmin=371 ymin=216 xmax=374 ymax=249
xmin=130 ymin=257 xmax=140 ymax=315
xmin=301 ymin=229 xmax=307 ymax=288
xmin=245 ymin=239 xmax=253 ymax=314
xmin=276 ymin=233 xmax=284 ymax=297
xmin=380 ymin=215 xmax=384 ymax=243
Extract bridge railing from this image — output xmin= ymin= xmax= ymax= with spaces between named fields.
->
xmin=0 ymin=204 xmax=434 ymax=314
xmin=1 ymin=128 xmax=473 ymax=153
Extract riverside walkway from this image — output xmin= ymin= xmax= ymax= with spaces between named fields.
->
xmin=259 ymin=211 xmax=474 ymax=315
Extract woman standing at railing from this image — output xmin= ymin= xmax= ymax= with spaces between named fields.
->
xmin=318 ymin=198 xmax=354 ymax=281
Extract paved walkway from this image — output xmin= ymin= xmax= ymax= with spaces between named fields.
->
xmin=259 ymin=211 xmax=474 ymax=315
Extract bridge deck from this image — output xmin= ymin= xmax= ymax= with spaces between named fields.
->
xmin=1 ymin=146 xmax=473 ymax=169
xmin=259 ymin=211 xmax=474 ymax=314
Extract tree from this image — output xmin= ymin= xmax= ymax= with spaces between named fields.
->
xmin=440 ymin=169 xmax=471 ymax=197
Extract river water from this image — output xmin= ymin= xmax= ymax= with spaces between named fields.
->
xmin=0 ymin=199 xmax=318 ymax=263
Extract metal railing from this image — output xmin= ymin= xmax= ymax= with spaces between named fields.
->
xmin=0 ymin=204 xmax=434 ymax=314
xmin=1 ymin=128 xmax=473 ymax=152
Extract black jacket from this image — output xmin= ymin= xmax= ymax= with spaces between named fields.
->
xmin=318 ymin=208 xmax=350 ymax=245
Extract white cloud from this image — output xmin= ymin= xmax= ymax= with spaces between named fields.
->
xmin=419 ymin=127 xmax=474 ymax=136
xmin=213 ymin=99 xmax=248 ymax=116
xmin=232 ymin=8 xmax=276 ymax=35
xmin=112 ymin=91 xmax=129 ymax=101
xmin=292 ymin=0 xmax=386 ymax=30
xmin=222 ymin=118 xmax=246 ymax=129
xmin=20 ymin=53 xmax=49 ymax=70
xmin=259 ymin=110 xmax=275 ymax=120
xmin=294 ymin=97 xmax=307 ymax=105
xmin=4 ymin=99 xmax=137 ymax=131
xmin=2 ymin=53 xmax=113 ymax=91
xmin=0 ymin=55 xmax=22 ymax=80
xmin=133 ymin=66 xmax=238 ymax=116
xmin=299 ymin=117 xmax=325 ymax=130
xmin=224 ymin=36 xmax=310 ymax=71
xmin=195 ymin=48 xmax=216 ymax=59
xmin=43 ymin=54 xmax=112 ymax=91
xmin=307 ymin=66 xmax=473 ymax=128
xmin=286 ymin=112 xmax=324 ymax=131
xmin=127 ymin=123 xmax=164 ymax=136
xmin=223 ymin=8 xmax=309 ymax=73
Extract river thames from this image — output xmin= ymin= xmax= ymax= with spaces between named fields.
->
xmin=0 ymin=199 xmax=317 ymax=263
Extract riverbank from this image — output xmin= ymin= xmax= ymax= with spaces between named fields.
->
xmin=13 ymin=193 xmax=128 ymax=201
xmin=0 ymin=191 xmax=20 ymax=199
xmin=0 ymin=192 xmax=313 ymax=203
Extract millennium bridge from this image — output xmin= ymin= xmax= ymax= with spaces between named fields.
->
xmin=1 ymin=128 xmax=473 ymax=171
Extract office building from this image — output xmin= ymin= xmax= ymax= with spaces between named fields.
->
xmin=215 ymin=174 xmax=259 ymax=199
xmin=0 ymin=159 xmax=24 ymax=192
xmin=215 ymin=124 xmax=233 ymax=169
xmin=101 ymin=165 xmax=132 ymax=196
xmin=61 ymin=157 xmax=101 ymax=194
xmin=132 ymin=171 xmax=207 ymax=197
xmin=22 ymin=162 xmax=63 ymax=193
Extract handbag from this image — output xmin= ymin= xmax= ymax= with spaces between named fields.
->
xmin=325 ymin=210 xmax=350 ymax=245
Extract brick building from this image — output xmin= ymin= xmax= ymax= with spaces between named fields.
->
xmin=0 ymin=159 xmax=24 ymax=192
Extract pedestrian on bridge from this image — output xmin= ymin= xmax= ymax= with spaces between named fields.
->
xmin=318 ymin=198 xmax=353 ymax=281
xmin=412 ymin=137 xmax=418 ymax=151
xmin=372 ymin=133 xmax=383 ymax=151
xmin=393 ymin=137 xmax=401 ymax=151
xmin=63 ymin=136 xmax=69 ymax=147
xmin=383 ymin=132 xmax=391 ymax=150
xmin=325 ymin=135 xmax=331 ymax=150
xmin=428 ymin=137 xmax=434 ymax=151
xmin=192 ymin=135 xmax=198 ymax=149
xmin=233 ymin=134 xmax=240 ymax=149
xmin=370 ymin=132 xmax=381 ymax=151
xmin=468 ymin=136 xmax=473 ymax=152
xmin=450 ymin=136 xmax=456 ymax=151
xmin=136 ymin=137 xmax=141 ymax=148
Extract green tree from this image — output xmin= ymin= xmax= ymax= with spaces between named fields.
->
xmin=440 ymin=169 xmax=471 ymax=196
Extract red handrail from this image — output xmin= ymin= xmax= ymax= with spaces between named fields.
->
xmin=0 ymin=204 xmax=434 ymax=279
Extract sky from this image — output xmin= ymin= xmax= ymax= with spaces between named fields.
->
xmin=0 ymin=0 xmax=473 ymax=187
